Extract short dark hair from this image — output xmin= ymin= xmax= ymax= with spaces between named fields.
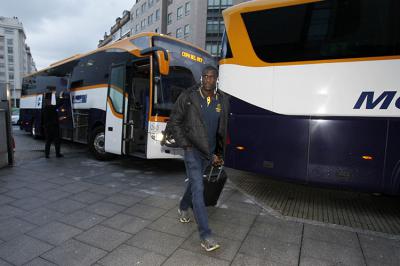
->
xmin=202 ymin=65 xmax=218 ymax=77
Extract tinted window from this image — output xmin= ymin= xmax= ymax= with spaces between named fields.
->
xmin=242 ymin=0 xmax=400 ymax=62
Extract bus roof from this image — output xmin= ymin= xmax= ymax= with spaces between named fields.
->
xmin=25 ymin=32 xmax=210 ymax=78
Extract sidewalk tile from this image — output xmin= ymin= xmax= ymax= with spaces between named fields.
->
xmin=210 ymin=208 xmax=257 ymax=227
xmin=0 ymin=235 xmax=53 ymax=265
xmin=36 ymin=189 xmax=71 ymax=201
xmin=69 ymin=191 xmax=106 ymax=204
xmin=249 ymin=221 xmax=302 ymax=244
xmin=162 ymin=249 xmax=229 ymax=266
xmin=232 ymin=253 xmax=285 ymax=266
xmin=75 ymin=225 xmax=131 ymax=251
xmin=98 ymin=244 xmax=166 ymax=266
xmin=104 ymin=194 xmax=142 ymax=207
xmin=102 ymin=213 xmax=151 ymax=234
xmin=147 ymin=216 xmax=196 ymax=238
xmin=209 ymin=219 xmax=251 ymax=242
xmin=124 ymin=203 xmax=166 ymax=220
xmin=0 ymin=218 xmax=36 ymax=241
xmin=19 ymin=208 xmax=65 ymax=226
xmin=23 ymin=257 xmax=57 ymax=266
xmin=27 ymin=221 xmax=82 ymax=245
xmin=41 ymin=239 xmax=106 ymax=266
xmin=301 ymin=238 xmax=364 ymax=266
xmin=10 ymin=197 xmax=48 ymax=211
xmin=126 ymin=228 xmax=185 ymax=256
xmin=240 ymin=235 xmax=300 ymax=266
xmin=58 ymin=210 xmax=106 ymax=230
xmin=359 ymin=234 xmax=400 ymax=266
xmin=85 ymin=202 xmax=125 ymax=217
xmin=5 ymin=188 xmax=37 ymax=199
xmin=46 ymin=199 xmax=86 ymax=214
xmin=140 ymin=195 xmax=178 ymax=210
xmin=304 ymin=224 xmax=359 ymax=247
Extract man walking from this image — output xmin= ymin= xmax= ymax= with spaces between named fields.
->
xmin=42 ymin=94 xmax=63 ymax=158
xmin=169 ymin=66 xmax=229 ymax=251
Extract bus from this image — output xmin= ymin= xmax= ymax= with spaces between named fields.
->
xmin=20 ymin=33 xmax=216 ymax=160
xmin=219 ymin=0 xmax=400 ymax=195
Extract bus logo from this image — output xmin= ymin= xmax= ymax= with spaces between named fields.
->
xmin=181 ymin=51 xmax=203 ymax=63
xmin=354 ymin=91 xmax=400 ymax=110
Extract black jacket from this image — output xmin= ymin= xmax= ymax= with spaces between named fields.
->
xmin=42 ymin=105 xmax=59 ymax=129
xmin=169 ymin=86 xmax=229 ymax=159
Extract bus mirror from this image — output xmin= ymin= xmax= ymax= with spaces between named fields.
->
xmin=156 ymin=50 xmax=170 ymax=76
xmin=140 ymin=47 xmax=170 ymax=76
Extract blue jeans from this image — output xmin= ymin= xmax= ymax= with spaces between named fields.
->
xmin=180 ymin=148 xmax=211 ymax=240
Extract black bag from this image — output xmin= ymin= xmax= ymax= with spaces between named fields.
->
xmin=160 ymin=122 xmax=179 ymax=148
xmin=203 ymin=165 xmax=227 ymax=207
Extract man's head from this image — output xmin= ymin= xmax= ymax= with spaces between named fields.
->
xmin=201 ymin=65 xmax=218 ymax=92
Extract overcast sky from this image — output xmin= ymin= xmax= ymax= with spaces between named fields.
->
xmin=1 ymin=0 xmax=133 ymax=70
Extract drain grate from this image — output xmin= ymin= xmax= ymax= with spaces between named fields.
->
xmin=229 ymin=173 xmax=400 ymax=235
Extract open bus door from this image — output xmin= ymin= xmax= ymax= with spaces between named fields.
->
xmin=105 ymin=64 xmax=126 ymax=155
xmin=104 ymin=60 xmax=150 ymax=157
xmin=124 ymin=59 xmax=150 ymax=157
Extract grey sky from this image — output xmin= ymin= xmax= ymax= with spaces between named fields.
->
xmin=1 ymin=0 xmax=133 ymax=70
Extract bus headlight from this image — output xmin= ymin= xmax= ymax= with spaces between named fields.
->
xmin=151 ymin=132 xmax=164 ymax=142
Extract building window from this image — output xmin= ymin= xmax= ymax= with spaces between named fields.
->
xmin=148 ymin=14 xmax=153 ymax=25
xmin=141 ymin=3 xmax=146 ymax=13
xmin=5 ymin=28 xmax=13 ymax=34
xmin=8 ymin=66 xmax=14 ymax=72
xmin=185 ymin=2 xmax=191 ymax=15
xmin=176 ymin=28 xmax=183 ymax=38
xmin=9 ymin=73 xmax=14 ymax=80
xmin=206 ymin=42 xmax=220 ymax=56
xmin=136 ymin=9 xmax=140 ymax=17
xmin=184 ymin=24 xmax=190 ymax=36
xmin=6 ymin=39 xmax=13 ymax=45
xmin=206 ymin=20 xmax=220 ymax=34
xmin=155 ymin=27 xmax=159 ymax=33
xmin=7 ymin=47 xmax=13 ymax=54
xmin=141 ymin=19 xmax=146 ymax=29
xmin=148 ymin=0 xmax=154 ymax=8
xmin=177 ymin=6 xmax=183 ymax=20
xmin=156 ymin=9 xmax=160 ymax=21
xmin=136 ymin=24 xmax=139 ymax=32
xmin=167 ymin=13 xmax=173 ymax=25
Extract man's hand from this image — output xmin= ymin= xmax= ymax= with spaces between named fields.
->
xmin=212 ymin=155 xmax=224 ymax=167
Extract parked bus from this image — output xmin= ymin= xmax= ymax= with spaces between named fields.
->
xmin=219 ymin=0 xmax=400 ymax=194
xmin=20 ymin=33 xmax=216 ymax=160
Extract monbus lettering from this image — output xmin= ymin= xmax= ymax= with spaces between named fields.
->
xmin=354 ymin=91 xmax=400 ymax=109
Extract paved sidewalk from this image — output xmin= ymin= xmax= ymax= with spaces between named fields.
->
xmin=0 ymin=131 xmax=398 ymax=265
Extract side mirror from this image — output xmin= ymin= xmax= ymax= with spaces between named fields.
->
xmin=140 ymin=46 xmax=170 ymax=76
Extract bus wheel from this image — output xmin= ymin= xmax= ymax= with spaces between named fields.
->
xmin=90 ymin=127 xmax=113 ymax=160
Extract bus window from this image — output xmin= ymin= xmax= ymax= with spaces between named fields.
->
xmin=241 ymin=0 xmax=400 ymax=62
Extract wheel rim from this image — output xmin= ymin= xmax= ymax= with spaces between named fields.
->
xmin=32 ymin=123 xmax=36 ymax=136
xmin=94 ymin=132 xmax=106 ymax=155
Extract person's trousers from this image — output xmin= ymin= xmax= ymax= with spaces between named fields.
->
xmin=179 ymin=148 xmax=211 ymax=240
xmin=45 ymin=127 xmax=61 ymax=156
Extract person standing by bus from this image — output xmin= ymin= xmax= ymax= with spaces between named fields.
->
xmin=169 ymin=66 xmax=229 ymax=252
xmin=42 ymin=94 xmax=63 ymax=158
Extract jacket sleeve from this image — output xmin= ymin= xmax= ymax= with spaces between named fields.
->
xmin=215 ymin=93 xmax=230 ymax=158
xmin=169 ymin=92 xmax=191 ymax=148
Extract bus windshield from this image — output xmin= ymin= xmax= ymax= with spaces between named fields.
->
xmin=152 ymin=37 xmax=216 ymax=116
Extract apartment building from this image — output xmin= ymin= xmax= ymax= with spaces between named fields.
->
xmin=0 ymin=16 xmax=36 ymax=107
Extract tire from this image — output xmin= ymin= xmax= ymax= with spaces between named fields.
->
xmin=31 ymin=120 xmax=39 ymax=139
xmin=89 ymin=126 xmax=114 ymax=160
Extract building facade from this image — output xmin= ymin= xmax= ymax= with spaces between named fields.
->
xmin=98 ymin=0 xmax=246 ymax=56
xmin=0 ymin=17 xmax=36 ymax=107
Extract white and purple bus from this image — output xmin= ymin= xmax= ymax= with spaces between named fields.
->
xmin=219 ymin=0 xmax=400 ymax=194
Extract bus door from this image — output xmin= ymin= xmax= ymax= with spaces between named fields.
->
xmin=124 ymin=59 xmax=150 ymax=157
xmin=105 ymin=64 xmax=126 ymax=155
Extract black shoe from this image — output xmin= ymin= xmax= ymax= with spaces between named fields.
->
xmin=56 ymin=154 xmax=64 ymax=158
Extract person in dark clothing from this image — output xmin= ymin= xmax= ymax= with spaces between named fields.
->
xmin=42 ymin=96 xmax=63 ymax=158
xmin=169 ymin=66 xmax=229 ymax=252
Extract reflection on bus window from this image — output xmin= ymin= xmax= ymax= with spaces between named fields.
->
xmin=153 ymin=66 xmax=195 ymax=117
